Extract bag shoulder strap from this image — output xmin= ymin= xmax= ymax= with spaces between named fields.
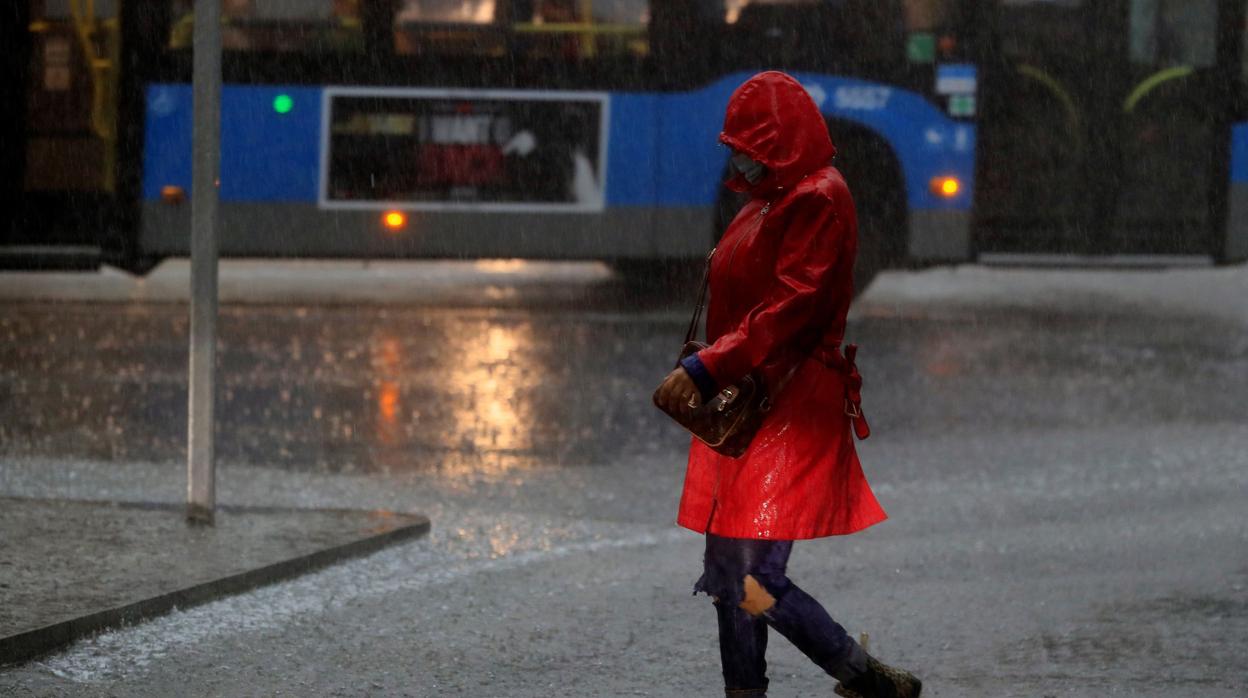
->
xmin=683 ymin=247 xmax=715 ymax=345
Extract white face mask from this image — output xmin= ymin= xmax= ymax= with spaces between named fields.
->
xmin=730 ymin=151 xmax=766 ymax=185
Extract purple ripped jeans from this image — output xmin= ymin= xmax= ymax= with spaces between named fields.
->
xmin=693 ymin=532 xmax=867 ymax=695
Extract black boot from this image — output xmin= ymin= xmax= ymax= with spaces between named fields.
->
xmin=725 ymin=688 xmax=767 ymax=697
xmin=833 ymin=654 xmax=922 ymax=698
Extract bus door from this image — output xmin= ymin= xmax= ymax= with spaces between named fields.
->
xmin=975 ymin=0 xmax=1236 ymax=258
xmin=2 ymin=0 xmax=123 ymax=264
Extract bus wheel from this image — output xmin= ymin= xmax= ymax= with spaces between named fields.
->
xmin=852 ymin=170 xmax=906 ymax=298
xmin=831 ymin=126 xmax=905 ymax=299
xmin=853 ymin=204 xmax=889 ymax=298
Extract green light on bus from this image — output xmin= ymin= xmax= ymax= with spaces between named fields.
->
xmin=273 ymin=94 xmax=294 ymax=115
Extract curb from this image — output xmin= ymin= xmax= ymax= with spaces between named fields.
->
xmin=0 ymin=506 xmax=430 ymax=666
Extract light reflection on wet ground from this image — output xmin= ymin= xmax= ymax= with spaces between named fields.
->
xmin=0 ymin=301 xmax=683 ymax=474
xmin=1 ymin=266 xmax=1245 ymax=480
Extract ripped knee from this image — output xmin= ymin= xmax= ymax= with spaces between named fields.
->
xmin=738 ymin=574 xmax=776 ymax=616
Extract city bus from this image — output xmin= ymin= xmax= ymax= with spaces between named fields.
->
xmin=2 ymin=0 xmax=1246 ymax=288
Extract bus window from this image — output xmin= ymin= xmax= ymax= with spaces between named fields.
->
xmin=26 ymin=0 xmax=122 ymax=193
xmin=392 ymin=1 xmax=506 ymax=57
xmin=396 ymin=0 xmax=497 ymax=23
xmin=720 ymin=0 xmax=906 ymax=72
xmin=1244 ymin=4 xmax=1248 ymax=81
xmin=995 ymin=0 xmax=1086 ymax=63
xmin=38 ymin=0 xmax=119 ymax=19
xmin=902 ymin=0 xmax=960 ymax=62
xmin=513 ymin=0 xmax=649 ymax=60
xmin=1128 ymin=0 xmax=1217 ymax=69
xmin=725 ymin=0 xmax=817 ymax=25
xmin=167 ymin=0 xmax=364 ymax=53
xmin=393 ymin=1 xmax=650 ymax=63
xmin=903 ymin=0 xmax=946 ymax=30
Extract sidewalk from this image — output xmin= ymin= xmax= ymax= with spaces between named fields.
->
xmin=0 ymin=496 xmax=428 ymax=666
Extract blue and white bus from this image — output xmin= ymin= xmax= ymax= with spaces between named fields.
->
xmin=3 ymin=0 xmax=1246 ymax=284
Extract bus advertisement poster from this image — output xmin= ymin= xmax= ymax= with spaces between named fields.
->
xmin=320 ymin=88 xmax=608 ymax=213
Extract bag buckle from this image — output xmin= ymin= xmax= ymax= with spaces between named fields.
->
xmin=844 ymin=399 xmax=861 ymax=419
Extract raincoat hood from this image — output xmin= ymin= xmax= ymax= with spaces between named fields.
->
xmin=720 ymin=71 xmax=836 ymax=196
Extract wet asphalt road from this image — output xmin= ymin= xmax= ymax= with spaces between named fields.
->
xmin=1 ymin=262 xmax=1246 ymax=696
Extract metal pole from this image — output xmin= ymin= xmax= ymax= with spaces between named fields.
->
xmin=187 ymin=0 xmax=221 ymax=526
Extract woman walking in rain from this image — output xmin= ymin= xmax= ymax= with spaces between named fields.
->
xmin=655 ymin=71 xmax=922 ymax=698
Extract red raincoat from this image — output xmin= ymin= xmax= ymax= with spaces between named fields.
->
xmin=675 ymin=72 xmax=887 ymax=540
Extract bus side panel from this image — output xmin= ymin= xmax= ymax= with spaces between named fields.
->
xmin=654 ymin=80 xmax=740 ymax=209
xmin=143 ymin=84 xmax=322 ymax=203
xmin=1227 ymin=123 xmax=1248 ymax=263
xmin=139 ymin=78 xmax=976 ymax=263
xmin=140 ymin=84 xmax=700 ymax=259
xmin=604 ymin=93 xmax=660 ymax=207
xmin=141 ymin=85 xmax=193 ymax=203
xmin=602 ymin=93 xmax=677 ymax=258
xmin=652 ymin=73 xmax=977 ymax=263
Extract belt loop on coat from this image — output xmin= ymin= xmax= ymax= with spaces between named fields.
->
xmin=842 ymin=344 xmax=870 ymax=440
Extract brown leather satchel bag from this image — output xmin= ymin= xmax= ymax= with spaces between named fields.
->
xmin=652 ymin=249 xmax=777 ymax=458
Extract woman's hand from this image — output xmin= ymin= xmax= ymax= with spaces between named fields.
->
xmin=656 ymin=367 xmax=702 ymax=416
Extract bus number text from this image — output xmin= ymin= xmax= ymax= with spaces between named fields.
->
xmin=833 ymin=87 xmax=892 ymax=111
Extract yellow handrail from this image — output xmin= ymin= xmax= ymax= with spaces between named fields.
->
xmin=68 ymin=0 xmax=120 ymax=192
xmin=1123 ymin=65 xmax=1194 ymax=113
xmin=1016 ymin=63 xmax=1082 ymax=153
xmin=579 ymin=0 xmax=595 ymax=57
xmin=510 ymin=22 xmax=646 ymax=35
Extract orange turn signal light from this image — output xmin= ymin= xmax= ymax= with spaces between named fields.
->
xmin=160 ymin=185 xmax=186 ymax=205
xmin=930 ymin=176 xmax=961 ymax=198
xmin=382 ymin=210 xmax=407 ymax=231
